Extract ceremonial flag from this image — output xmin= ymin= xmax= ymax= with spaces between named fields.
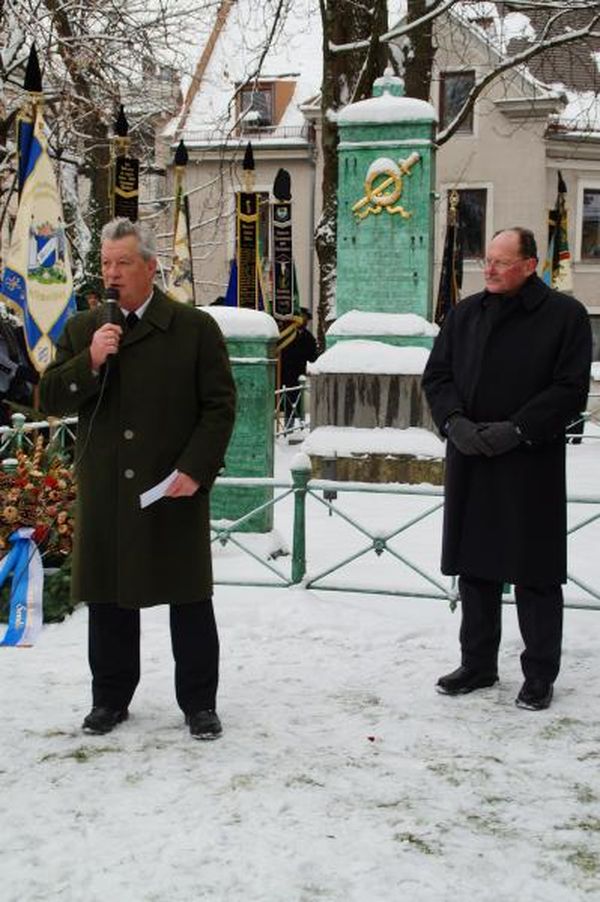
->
xmin=272 ymin=168 xmax=297 ymax=320
xmin=223 ymin=258 xmax=239 ymax=307
xmin=434 ymin=189 xmax=463 ymax=326
xmin=542 ymin=171 xmax=572 ymax=292
xmin=0 ymin=46 xmax=76 ymax=373
xmin=166 ymin=140 xmax=195 ymax=305
xmin=236 ymin=142 xmax=263 ymax=310
xmin=223 ymin=257 xmax=266 ymax=311
xmin=271 ymin=167 xmax=303 ymax=382
xmin=112 ymin=106 xmax=139 ymax=222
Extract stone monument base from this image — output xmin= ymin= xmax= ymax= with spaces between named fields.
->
xmin=302 ymin=425 xmax=445 ymax=486
xmin=308 ymin=451 xmax=444 ymax=485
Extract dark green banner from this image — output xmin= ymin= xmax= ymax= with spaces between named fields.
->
xmin=237 ymin=192 xmax=258 ymax=309
xmin=114 ymin=156 xmax=139 ymax=222
xmin=272 ymin=201 xmax=293 ymax=318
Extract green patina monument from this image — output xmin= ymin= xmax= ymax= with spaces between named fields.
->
xmin=330 ymin=68 xmax=437 ymax=347
xmin=208 ymin=309 xmax=278 ymax=532
xmin=309 ymin=72 xmax=444 ymax=484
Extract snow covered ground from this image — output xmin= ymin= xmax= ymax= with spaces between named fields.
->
xmin=1 ymin=434 xmax=599 ymax=902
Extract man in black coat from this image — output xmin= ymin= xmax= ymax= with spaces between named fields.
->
xmin=422 ymin=227 xmax=592 ymax=710
xmin=279 ymin=307 xmax=318 ymax=422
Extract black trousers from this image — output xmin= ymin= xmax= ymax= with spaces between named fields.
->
xmin=458 ymin=576 xmax=563 ymax=683
xmin=87 ymin=600 xmax=219 ymax=715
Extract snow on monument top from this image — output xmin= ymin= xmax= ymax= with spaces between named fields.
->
xmin=337 ymin=93 xmax=437 ymax=126
xmin=328 ymin=310 xmax=438 ymax=338
xmin=308 ymin=340 xmax=430 ymax=376
xmin=202 ymin=306 xmax=279 ymax=339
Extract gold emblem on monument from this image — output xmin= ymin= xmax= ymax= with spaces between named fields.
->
xmin=352 ymin=151 xmax=420 ymax=221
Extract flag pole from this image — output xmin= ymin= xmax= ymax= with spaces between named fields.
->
xmin=434 ymin=189 xmax=462 ymax=326
xmin=166 ymin=140 xmax=196 ymax=305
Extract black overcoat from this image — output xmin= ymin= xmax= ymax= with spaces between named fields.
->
xmin=280 ymin=328 xmax=318 ymax=388
xmin=39 ymin=288 xmax=236 ymax=606
xmin=422 ymin=275 xmax=591 ymax=586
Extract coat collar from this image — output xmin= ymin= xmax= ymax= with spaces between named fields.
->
xmin=121 ymin=287 xmax=175 ymax=344
xmin=481 ymin=274 xmax=549 ymax=312
xmin=140 ymin=287 xmax=175 ymax=332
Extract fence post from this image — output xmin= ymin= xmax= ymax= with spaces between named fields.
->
xmin=291 ymin=452 xmax=311 ymax=584
xmin=10 ymin=412 xmax=26 ymax=453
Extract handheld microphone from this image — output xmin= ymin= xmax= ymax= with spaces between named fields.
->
xmin=103 ymin=286 xmax=120 ymax=327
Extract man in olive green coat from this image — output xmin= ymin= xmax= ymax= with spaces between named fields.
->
xmin=40 ymin=218 xmax=236 ymax=740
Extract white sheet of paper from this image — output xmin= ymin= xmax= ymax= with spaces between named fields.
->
xmin=139 ymin=469 xmax=179 ymax=509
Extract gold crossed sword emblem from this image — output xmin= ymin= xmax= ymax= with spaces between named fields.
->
xmin=352 ymin=151 xmax=421 ymax=221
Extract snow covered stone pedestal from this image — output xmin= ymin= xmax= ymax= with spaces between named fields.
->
xmin=315 ymin=313 xmax=438 ymax=434
xmin=306 ymin=335 xmax=445 ymax=485
xmin=303 ymin=426 xmax=444 ymax=485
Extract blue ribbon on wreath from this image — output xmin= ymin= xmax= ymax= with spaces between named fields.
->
xmin=0 ymin=528 xmax=43 ymax=647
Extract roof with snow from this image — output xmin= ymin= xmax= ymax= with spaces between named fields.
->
xmin=167 ymin=1 xmax=600 ymax=148
xmin=167 ymin=0 xmax=323 ymax=147
xmin=450 ymin=1 xmax=600 ymax=136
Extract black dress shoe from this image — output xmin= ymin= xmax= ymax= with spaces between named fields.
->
xmin=82 ymin=706 xmax=128 ymax=734
xmin=515 ymin=679 xmax=553 ymax=711
xmin=436 ymin=665 xmax=499 ymax=695
xmin=186 ymin=709 xmax=222 ymax=740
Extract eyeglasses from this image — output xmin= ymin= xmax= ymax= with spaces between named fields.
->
xmin=478 ymin=256 xmax=528 ymax=271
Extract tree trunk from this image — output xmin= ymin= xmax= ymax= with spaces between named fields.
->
xmin=316 ymin=0 xmax=389 ymax=348
xmin=403 ymin=0 xmax=435 ymax=102
xmin=82 ymin=128 xmax=111 ymax=288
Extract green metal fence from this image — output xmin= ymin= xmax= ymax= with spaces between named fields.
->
xmin=0 ymin=412 xmax=77 ymax=459
xmin=211 ymin=456 xmax=600 ymax=612
xmin=3 ymin=412 xmax=599 ymax=610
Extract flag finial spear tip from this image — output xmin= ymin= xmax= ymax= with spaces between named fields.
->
xmin=174 ymin=139 xmax=188 ymax=167
xmin=242 ymin=142 xmax=255 ymax=171
xmin=273 ymin=168 xmax=291 ymax=201
xmin=24 ymin=45 xmax=42 ymax=94
xmin=115 ymin=105 xmax=129 ymax=138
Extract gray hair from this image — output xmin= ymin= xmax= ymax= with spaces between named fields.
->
xmin=101 ymin=218 xmax=157 ymax=261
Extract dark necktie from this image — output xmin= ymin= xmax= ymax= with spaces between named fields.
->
xmin=126 ymin=312 xmax=139 ymax=331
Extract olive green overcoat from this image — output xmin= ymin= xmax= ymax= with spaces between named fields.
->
xmin=39 ymin=288 xmax=236 ymax=606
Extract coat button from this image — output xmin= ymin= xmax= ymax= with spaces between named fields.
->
xmin=124 ymin=429 xmax=134 ymax=440
xmin=69 ymin=382 xmax=78 ymax=392
xmin=124 ymin=469 xmax=135 ymax=479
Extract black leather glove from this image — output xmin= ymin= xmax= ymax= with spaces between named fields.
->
xmin=477 ymin=421 xmax=522 ymax=457
xmin=446 ymin=415 xmax=491 ymax=456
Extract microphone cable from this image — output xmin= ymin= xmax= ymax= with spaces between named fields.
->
xmin=72 ymin=286 xmax=120 ymax=475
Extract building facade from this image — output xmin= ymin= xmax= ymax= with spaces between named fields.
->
xmin=163 ymin=2 xmax=600 ymax=352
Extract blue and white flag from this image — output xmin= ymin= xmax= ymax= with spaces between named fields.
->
xmin=0 ymin=99 xmax=76 ymax=372
xmin=0 ymin=528 xmax=44 ymax=647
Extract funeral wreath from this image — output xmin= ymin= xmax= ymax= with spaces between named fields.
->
xmin=0 ymin=436 xmax=76 ymax=622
